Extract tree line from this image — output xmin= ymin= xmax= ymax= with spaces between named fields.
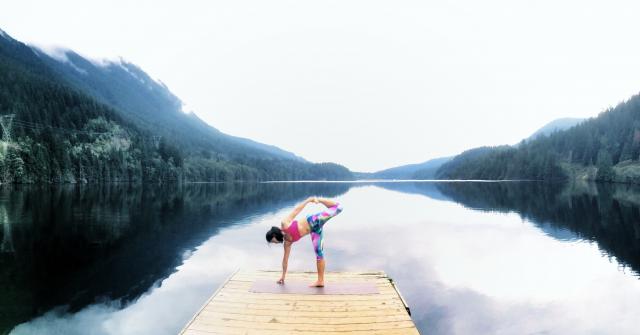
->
xmin=0 ymin=39 xmax=353 ymax=183
xmin=436 ymin=94 xmax=640 ymax=183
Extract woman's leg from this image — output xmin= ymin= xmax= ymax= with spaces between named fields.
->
xmin=307 ymin=202 xmax=342 ymax=287
xmin=310 ymin=230 xmax=325 ymax=287
xmin=315 ymin=258 xmax=325 ymax=287
xmin=307 ymin=202 xmax=343 ymax=230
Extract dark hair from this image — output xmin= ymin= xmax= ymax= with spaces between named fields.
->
xmin=266 ymin=226 xmax=284 ymax=243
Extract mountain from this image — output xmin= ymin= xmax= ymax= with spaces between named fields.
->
xmin=436 ymin=94 xmax=640 ymax=183
xmin=435 ymin=147 xmax=512 ymax=180
xmin=410 ymin=157 xmax=453 ymax=179
xmin=525 ymin=117 xmax=584 ymax=141
xmin=366 ymin=156 xmax=452 ymax=180
xmin=365 ymin=117 xmax=581 ymax=181
xmin=0 ymin=28 xmax=148 ymax=183
xmin=0 ymin=28 xmax=353 ymax=183
xmin=31 ymin=47 xmax=305 ymax=162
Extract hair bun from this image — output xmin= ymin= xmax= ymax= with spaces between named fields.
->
xmin=266 ymin=226 xmax=284 ymax=243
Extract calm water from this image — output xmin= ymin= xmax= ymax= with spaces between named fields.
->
xmin=2 ymin=181 xmax=640 ymax=335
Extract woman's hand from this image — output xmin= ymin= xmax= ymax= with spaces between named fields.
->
xmin=277 ymin=277 xmax=285 ymax=285
xmin=307 ymin=196 xmax=318 ymax=204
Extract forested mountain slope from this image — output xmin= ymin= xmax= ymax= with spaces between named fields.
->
xmin=525 ymin=117 xmax=584 ymax=141
xmin=436 ymin=94 xmax=640 ymax=183
xmin=33 ymin=47 xmax=304 ymax=162
xmin=0 ymin=29 xmax=353 ymax=183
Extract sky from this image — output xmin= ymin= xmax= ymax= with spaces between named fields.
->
xmin=2 ymin=0 xmax=640 ymax=172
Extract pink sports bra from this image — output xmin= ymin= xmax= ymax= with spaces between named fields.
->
xmin=285 ymin=220 xmax=302 ymax=242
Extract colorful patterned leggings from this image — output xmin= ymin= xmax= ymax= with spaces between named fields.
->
xmin=306 ymin=203 xmax=343 ymax=260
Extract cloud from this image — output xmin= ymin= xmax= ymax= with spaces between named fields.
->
xmin=11 ymin=186 xmax=640 ymax=334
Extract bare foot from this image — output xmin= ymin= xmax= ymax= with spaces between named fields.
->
xmin=309 ymin=281 xmax=324 ymax=287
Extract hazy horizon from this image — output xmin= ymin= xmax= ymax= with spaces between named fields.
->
xmin=3 ymin=1 xmax=640 ymax=172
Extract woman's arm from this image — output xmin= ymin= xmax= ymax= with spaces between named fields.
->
xmin=278 ymin=240 xmax=292 ymax=284
xmin=282 ymin=197 xmax=315 ymax=224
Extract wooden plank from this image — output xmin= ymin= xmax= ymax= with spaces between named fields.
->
xmin=190 ymin=319 xmax=418 ymax=332
xmin=234 ymin=273 xmax=388 ymax=279
xmin=224 ymin=286 xmax=397 ymax=296
xmin=235 ymin=271 xmax=388 ymax=277
xmin=222 ymin=290 xmax=398 ymax=299
xmin=212 ymin=296 xmax=405 ymax=307
xmin=206 ymin=300 xmax=407 ymax=313
xmin=238 ymin=270 xmax=386 ymax=276
xmin=185 ymin=326 xmax=419 ymax=335
xmin=211 ymin=298 xmax=402 ymax=307
xmin=224 ymin=281 xmax=395 ymax=291
xmin=179 ymin=269 xmax=239 ymax=335
xmin=226 ymin=280 xmax=391 ymax=287
xmin=197 ymin=310 xmax=412 ymax=324
xmin=181 ymin=270 xmax=420 ymax=335
xmin=228 ymin=276 xmax=390 ymax=282
xmin=232 ymin=276 xmax=390 ymax=283
xmin=203 ymin=303 xmax=408 ymax=317
xmin=216 ymin=290 xmax=400 ymax=301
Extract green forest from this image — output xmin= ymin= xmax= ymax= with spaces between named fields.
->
xmin=436 ymin=94 xmax=640 ymax=183
xmin=6 ymin=24 xmax=640 ymax=185
xmin=0 ymin=30 xmax=353 ymax=183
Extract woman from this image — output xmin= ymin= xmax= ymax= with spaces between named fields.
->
xmin=266 ymin=196 xmax=343 ymax=287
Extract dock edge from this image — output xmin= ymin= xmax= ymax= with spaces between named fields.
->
xmin=388 ymin=277 xmax=411 ymax=316
xmin=178 ymin=268 xmax=240 ymax=335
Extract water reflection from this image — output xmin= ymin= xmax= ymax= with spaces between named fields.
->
xmin=0 ymin=183 xmax=350 ymax=334
xmin=374 ymin=181 xmax=640 ymax=334
xmin=371 ymin=181 xmax=453 ymax=202
xmin=5 ymin=181 xmax=640 ymax=335
xmin=434 ymin=181 xmax=640 ymax=276
xmin=0 ymin=205 xmax=14 ymax=253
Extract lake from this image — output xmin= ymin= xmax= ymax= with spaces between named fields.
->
xmin=2 ymin=181 xmax=640 ymax=335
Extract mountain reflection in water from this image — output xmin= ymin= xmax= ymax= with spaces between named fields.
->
xmin=432 ymin=181 xmax=640 ymax=275
xmin=0 ymin=182 xmax=350 ymax=334
xmin=3 ymin=181 xmax=640 ymax=335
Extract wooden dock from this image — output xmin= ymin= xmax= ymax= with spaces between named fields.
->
xmin=180 ymin=270 xmax=420 ymax=335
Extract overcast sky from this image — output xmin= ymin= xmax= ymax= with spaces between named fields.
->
xmin=3 ymin=1 xmax=640 ymax=172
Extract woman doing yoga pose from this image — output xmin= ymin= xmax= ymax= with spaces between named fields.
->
xmin=266 ymin=196 xmax=343 ymax=287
